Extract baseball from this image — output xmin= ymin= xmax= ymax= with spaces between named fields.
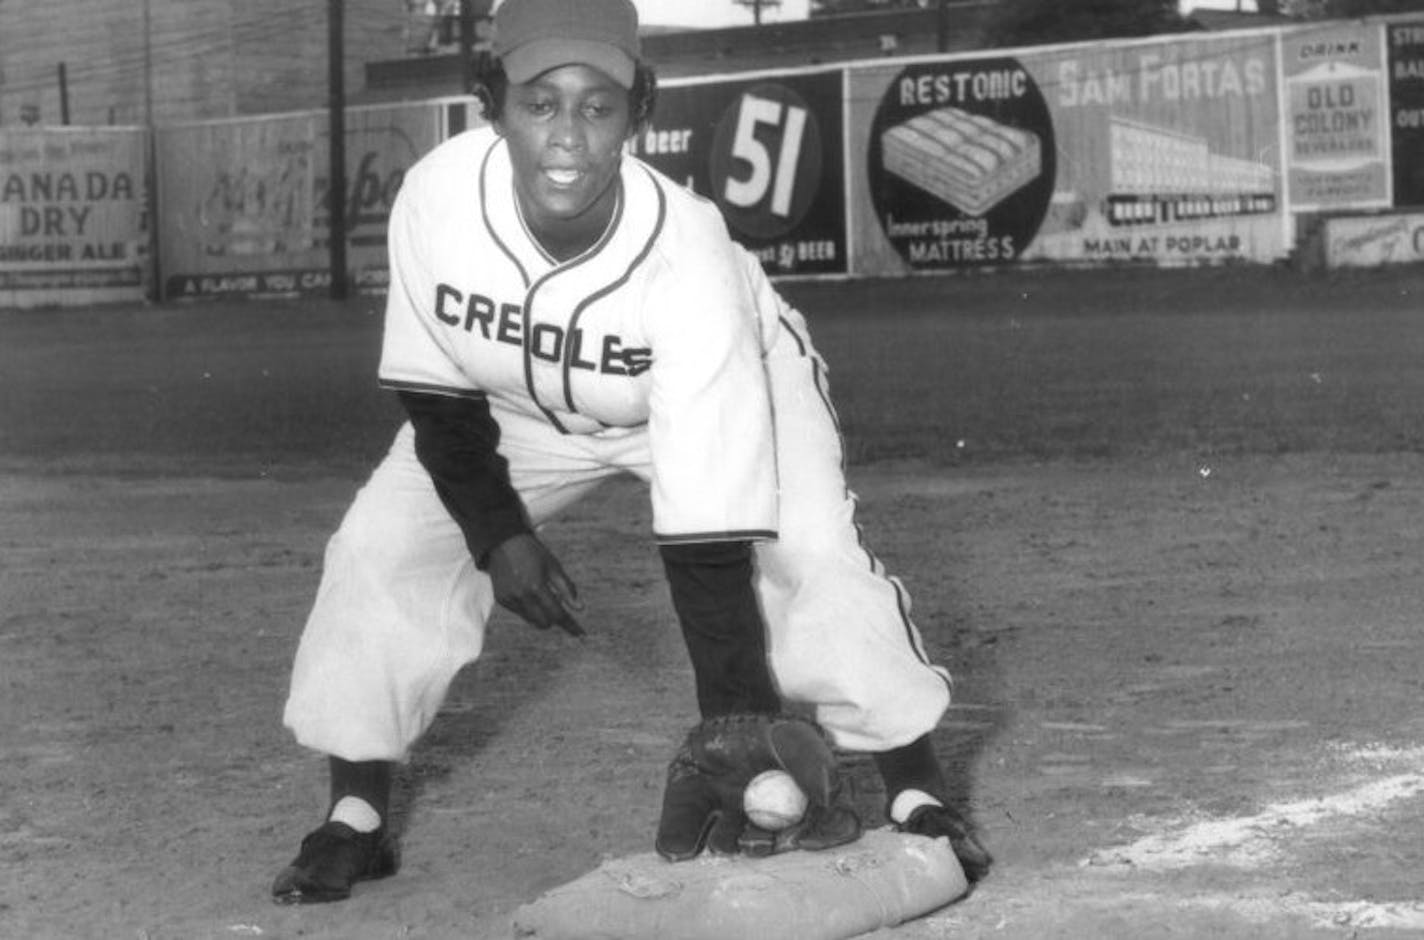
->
xmin=743 ymin=769 xmax=809 ymax=831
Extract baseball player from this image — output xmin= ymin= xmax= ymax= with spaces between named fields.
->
xmin=271 ymin=0 xmax=991 ymax=904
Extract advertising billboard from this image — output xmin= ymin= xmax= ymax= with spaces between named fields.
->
xmin=847 ymin=33 xmax=1288 ymax=273
xmin=1389 ymin=18 xmax=1424 ymax=207
xmin=0 ymin=127 xmax=148 ymax=308
xmin=633 ymin=69 xmax=847 ymax=276
xmin=1281 ymin=22 xmax=1391 ymax=211
xmin=156 ymin=100 xmax=477 ymax=300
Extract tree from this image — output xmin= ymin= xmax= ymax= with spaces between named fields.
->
xmin=1283 ymin=0 xmax=1424 ymax=15
xmin=981 ymin=0 xmax=1201 ymax=49
xmin=810 ymin=0 xmax=929 ymax=13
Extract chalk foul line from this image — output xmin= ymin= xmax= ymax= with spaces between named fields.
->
xmin=1076 ymin=744 xmax=1424 ymax=930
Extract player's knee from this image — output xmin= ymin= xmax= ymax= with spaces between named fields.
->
xmin=771 ymin=634 xmax=875 ymax=703
xmin=326 ymin=512 xmax=419 ymax=577
xmin=756 ymin=536 xmax=859 ymax=588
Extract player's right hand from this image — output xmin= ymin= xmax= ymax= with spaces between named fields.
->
xmin=485 ymin=533 xmax=585 ymax=637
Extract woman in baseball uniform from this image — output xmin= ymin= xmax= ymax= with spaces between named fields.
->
xmin=271 ymin=0 xmax=991 ymax=904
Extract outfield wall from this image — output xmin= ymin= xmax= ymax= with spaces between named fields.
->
xmin=3 ymin=15 xmax=1421 ymax=307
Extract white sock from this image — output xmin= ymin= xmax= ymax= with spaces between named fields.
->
xmin=890 ymin=788 xmax=943 ymax=825
xmin=328 ymin=795 xmax=383 ymax=833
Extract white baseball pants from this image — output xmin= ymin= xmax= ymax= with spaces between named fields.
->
xmin=282 ymin=331 xmax=951 ymax=760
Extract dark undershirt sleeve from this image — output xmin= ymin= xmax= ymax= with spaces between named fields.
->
xmin=398 ymin=390 xmax=531 ymax=569
xmin=660 ymin=540 xmax=781 ymax=718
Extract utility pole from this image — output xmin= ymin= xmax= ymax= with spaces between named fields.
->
xmin=327 ymin=0 xmax=348 ymax=301
xmin=57 ymin=63 xmax=69 ymax=124
xmin=459 ymin=0 xmax=477 ymax=93
xmin=143 ymin=0 xmax=153 ymax=127
xmin=142 ymin=0 xmax=163 ymax=301
xmin=733 ymin=0 xmax=782 ymax=26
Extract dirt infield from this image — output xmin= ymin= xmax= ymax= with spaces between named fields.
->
xmin=5 ymin=265 xmax=1424 ymax=939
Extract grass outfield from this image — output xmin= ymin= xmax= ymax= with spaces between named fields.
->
xmin=2 ymin=263 xmax=1424 ymax=474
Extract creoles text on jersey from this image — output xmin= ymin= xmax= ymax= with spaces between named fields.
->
xmin=434 ymin=282 xmax=652 ymax=377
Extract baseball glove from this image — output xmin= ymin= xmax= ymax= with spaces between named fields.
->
xmin=655 ymin=714 xmax=861 ymax=861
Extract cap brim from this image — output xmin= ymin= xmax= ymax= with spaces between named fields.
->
xmin=502 ymin=38 xmax=635 ymax=89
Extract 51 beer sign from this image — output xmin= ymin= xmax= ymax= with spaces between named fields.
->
xmin=630 ymin=70 xmax=846 ymax=275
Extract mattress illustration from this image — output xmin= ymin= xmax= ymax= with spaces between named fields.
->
xmin=881 ymin=107 xmax=1042 ymax=216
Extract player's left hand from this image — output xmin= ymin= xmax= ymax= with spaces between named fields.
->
xmin=655 ymin=714 xmax=861 ymax=861
xmin=485 ymin=533 xmax=585 ymax=637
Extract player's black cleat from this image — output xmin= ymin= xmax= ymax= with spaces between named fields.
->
xmin=898 ymin=803 xmax=993 ymax=884
xmin=271 ymin=821 xmax=399 ymax=904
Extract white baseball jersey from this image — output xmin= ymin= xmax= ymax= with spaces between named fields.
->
xmin=282 ymin=126 xmax=952 ymax=762
xmin=378 ymin=126 xmax=777 ymax=545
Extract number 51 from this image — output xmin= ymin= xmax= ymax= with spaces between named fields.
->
xmin=722 ymin=94 xmax=808 ymax=219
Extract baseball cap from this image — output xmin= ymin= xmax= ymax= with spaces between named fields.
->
xmin=493 ymin=0 xmax=641 ymax=89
